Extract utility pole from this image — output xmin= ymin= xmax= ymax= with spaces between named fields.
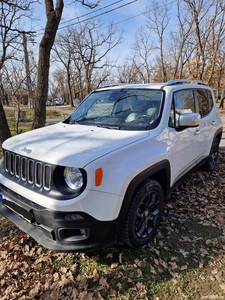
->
xmin=22 ymin=31 xmax=33 ymax=108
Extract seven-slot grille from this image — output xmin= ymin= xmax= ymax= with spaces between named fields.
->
xmin=4 ymin=150 xmax=52 ymax=191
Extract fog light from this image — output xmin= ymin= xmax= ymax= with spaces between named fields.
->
xmin=58 ymin=228 xmax=89 ymax=242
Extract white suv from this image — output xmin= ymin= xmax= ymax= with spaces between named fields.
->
xmin=0 ymin=80 xmax=223 ymax=252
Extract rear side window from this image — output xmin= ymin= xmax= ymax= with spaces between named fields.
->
xmin=169 ymin=89 xmax=195 ymax=128
xmin=207 ymin=90 xmax=214 ymax=110
xmin=196 ymin=89 xmax=210 ymax=117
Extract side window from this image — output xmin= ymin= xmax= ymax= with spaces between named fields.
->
xmin=196 ymin=89 xmax=209 ymax=117
xmin=169 ymin=89 xmax=195 ymax=128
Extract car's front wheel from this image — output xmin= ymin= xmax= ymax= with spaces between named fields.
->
xmin=119 ymin=179 xmax=164 ymax=248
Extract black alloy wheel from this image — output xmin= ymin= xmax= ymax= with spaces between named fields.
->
xmin=119 ymin=179 xmax=164 ymax=248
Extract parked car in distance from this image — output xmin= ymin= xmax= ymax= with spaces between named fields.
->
xmin=53 ymin=98 xmax=64 ymax=105
xmin=0 ymin=80 xmax=223 ymax=252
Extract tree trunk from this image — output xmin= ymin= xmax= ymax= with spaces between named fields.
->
xmin=0 ymin=101 xmax=11 ymax=147
xmin=66 ymin=63 xmax=73 ymax=106
xmin=32 ymin=0 xmax=64 ymax=129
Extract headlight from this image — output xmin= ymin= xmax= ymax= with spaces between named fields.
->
xmin=64 ymin=167 xmax=83 ymax=191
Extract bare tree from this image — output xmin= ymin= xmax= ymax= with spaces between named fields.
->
xmin=31 ymin=0 xmax=64 ymax=129
xmin=144 ymin=0 xmax=172 ymax=82
xmin=147 ymin=0 xmax=225 ymax=85
xmin=53 ymin=20 xmax=123 ymax=103
xmin=130 ymin=27 xmax=154 ymax=83
xmin=52 ymin=28 xmax=76 ymax=106
xmin=4 ymin=61 xmax=30 ymax=133
xmin=167 ymin=0 xmax=194 ymax=79
xmin=204 ymin=0 xmax=225 ymax=86
xmin=50 ymin=69 xmax=68 ymax=101
xmin=0 ymin=0 xmax=35 ymax=146
xmin=183 ymin=0 xmax=215 ymax=80
xmin=72 ymin=20 xmax=123 ymax=95
xmin=32 ymin=0 xmax=100 ymax=129
xmin=116 ymin=59 xmax=141 ymax=83
xmin=214 ymin=51 xmax=225 ymax=99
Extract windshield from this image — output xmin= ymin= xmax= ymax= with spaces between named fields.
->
xmin=64 ymin=88 xmax=164 ymax=130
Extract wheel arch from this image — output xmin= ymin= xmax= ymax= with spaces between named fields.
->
xmin=214 ymin=128 xmax=223 ymax=146
xmin=116 ymin=160 xmax=171 ymax=234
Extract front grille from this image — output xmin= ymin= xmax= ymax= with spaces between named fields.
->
xmin=4 ymin=151 xmax=52 ymax=191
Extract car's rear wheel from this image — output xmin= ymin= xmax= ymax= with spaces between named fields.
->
xmin=203 ymin=138 xmax=219 ymax=171
xmin=119 ymin=179 xmax=164 ymax=248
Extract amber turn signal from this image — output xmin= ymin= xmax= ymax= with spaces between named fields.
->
xmin=95 ymin=168 xmax=103 ymax=186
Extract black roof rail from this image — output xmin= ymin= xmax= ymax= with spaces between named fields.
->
xmin=163 ymin=79 xmax=207 ymax=87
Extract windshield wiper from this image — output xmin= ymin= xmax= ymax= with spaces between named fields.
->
xmin=97 ymin=125 xmax=120 ymax=130
xmin=70 ymin=120 xmax=80 ymax=124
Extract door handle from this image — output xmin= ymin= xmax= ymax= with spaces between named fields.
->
xmin=211 ymin=121 xmax=216 ymax=125
xmin=194 ymin=129 xmax=200 ymax=135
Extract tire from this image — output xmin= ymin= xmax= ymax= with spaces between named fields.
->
xmin=203 ymin=138 xmax=219 ymax=171
xmin=119 ymin=179 xmax=164 ymax=248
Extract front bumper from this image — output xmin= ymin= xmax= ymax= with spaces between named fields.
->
xmin=0 ymin=184 xmax=118 ymax=252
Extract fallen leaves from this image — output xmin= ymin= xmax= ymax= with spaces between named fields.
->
xmin=0 ymin=152 xmax=225 ymax=299
xmin=180 ymin=265 xmax=188 ymax=271
xmin=134 ymin=258 xmax=146 ymax=268
xmin=169 ymin=261 xmax=178 ymax=270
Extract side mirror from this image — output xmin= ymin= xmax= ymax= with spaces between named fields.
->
xmin=179 ymin=113 xmax=201 ymax=127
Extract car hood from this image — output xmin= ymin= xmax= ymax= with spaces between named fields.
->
xmin=3 ymin=123 xmax=149 ymax=167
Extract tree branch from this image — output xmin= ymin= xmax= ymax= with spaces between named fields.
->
xmin=0 ymin=0 xmax=36 ymax=11
xmin=0 ymin=25 xmax=35 ymax=35
xmin=76 ymin=0 xmax=100 ymax=9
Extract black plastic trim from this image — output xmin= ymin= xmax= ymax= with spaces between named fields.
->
xmin=116 ymin=160 xmax=171 ymax=234
xmin=0 ymin=185 xmax=118 ymax=252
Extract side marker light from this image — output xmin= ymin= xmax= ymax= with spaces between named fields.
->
xmin=95 ymin=168 xmax=103 ymax=186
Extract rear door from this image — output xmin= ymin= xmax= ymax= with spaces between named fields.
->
xmin=195 ymin=88 xmax=215 ymax=156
